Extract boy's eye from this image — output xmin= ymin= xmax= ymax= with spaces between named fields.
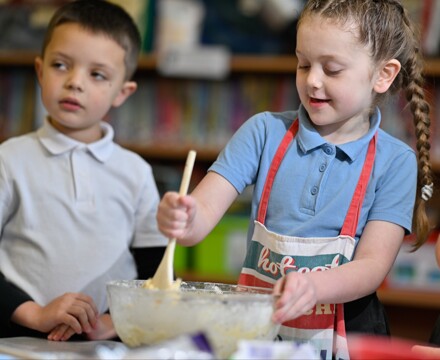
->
xmin=91 ymin=71 xmax=107 ymax=80
xmin=51 ymin=61 xmax=67 ymax=70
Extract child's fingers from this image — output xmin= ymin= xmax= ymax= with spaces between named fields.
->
xmin=47 ymin=324 xmax=75 ymax=341
xmin=66 ymin=295 xmax=99 ymax=332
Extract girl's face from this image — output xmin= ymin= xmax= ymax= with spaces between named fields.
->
xmin=35 ymin=23 xmax=136 ymax=143
xmin=296 ymin=15 xmax=379 ymax=144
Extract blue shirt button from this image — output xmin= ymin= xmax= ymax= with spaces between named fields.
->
xmin=323 ymin=145 xmax=334 ymax=155
xmin=319 ymin=163 xmax=326 ymax=172
xmin=311 ymin=186 xmax=319 ymax=195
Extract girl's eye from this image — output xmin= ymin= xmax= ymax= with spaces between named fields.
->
xmin=324 ymin=65 xmax=343 ymax=75
xmin=297 ymin=64 xmax=310 ymax=70
xmin=324 ymin=68 xmax=342 ymax=76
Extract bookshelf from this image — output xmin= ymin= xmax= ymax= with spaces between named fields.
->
xmin=4 ymin=50 xmax=440 ymax=74
xmin=1 ymin=50 xmax=440 ymax=342
xmin=3 ymin=51 xmax=440 ymax=166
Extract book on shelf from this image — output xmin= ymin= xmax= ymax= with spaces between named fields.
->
xmin=107 ymin=74 xmax=299 ymax=149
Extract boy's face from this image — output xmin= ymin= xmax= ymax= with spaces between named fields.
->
xmin=35 ymin=23 xmax=136 ymax=143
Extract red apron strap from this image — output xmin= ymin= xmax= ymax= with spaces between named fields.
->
xmin=257 ymin=120 xmax=298 ymax=223
xmin=340 ymin=132 xmax=377 ymax=237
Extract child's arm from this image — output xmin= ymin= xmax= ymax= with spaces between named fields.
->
xmin=272 ymin=220 xmax=404 ymax=323
xmin=0 ymin=271 xmax=33 ymax=332
xmin=157 ymin=171 xmax=239 ymax=246
xmin=11 ymin=292 xmax=98 ymax=337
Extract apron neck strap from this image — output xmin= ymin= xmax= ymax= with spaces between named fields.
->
xmin=257 ymin=120 xmax=298 ymax=223
xmin=256 ymin=118 xmax=378 ymax=238
xmin=340 ymin=131 xmax=377 ymax=237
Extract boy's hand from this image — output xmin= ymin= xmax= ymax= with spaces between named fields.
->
xmin=86 ymin=313 xmax=117 ymax=340
xmin=48 ymin=313 xmax=116 ymax=341
xmin=12 ymin=292 xmax=98 ymax=336
xmin=47 ymin=323 xmax=77 ymax=341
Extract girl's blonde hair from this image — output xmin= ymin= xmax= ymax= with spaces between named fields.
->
xmin=299 ymin=0 xmax=433 ymax=250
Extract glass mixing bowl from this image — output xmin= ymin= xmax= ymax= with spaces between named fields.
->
xmin=107 ymin=280 xmax=280 ymax=358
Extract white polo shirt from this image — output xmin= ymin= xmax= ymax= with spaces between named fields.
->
xmin=0 ymin=119 xmax=167 ymax=313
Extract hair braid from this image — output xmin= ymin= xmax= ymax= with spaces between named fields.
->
xmin=401 ymin=8 xmax=434 ymax=250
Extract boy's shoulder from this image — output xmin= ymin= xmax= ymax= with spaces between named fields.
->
xmin=111 ymin=142 xmax=147 ymax=162
xmin=0 ymin=132 xmax=38 ymax=156
xmin=109 ymin=142 xmax=152 ymax=172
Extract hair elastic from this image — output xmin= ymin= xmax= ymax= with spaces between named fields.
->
xmin=421 ymin=183 xmax=433 ymax=201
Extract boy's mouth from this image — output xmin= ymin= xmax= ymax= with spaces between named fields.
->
xmin=60 ymin=98 xmax=82 ymax=111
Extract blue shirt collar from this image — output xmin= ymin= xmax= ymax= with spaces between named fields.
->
xmin=37 ymin=118 xmax=115 ymax=163
xmin=297 ymin=105 xmax=381 ymax=162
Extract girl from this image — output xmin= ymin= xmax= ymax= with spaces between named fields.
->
xmin=157 ymin=0 xmax=434 ymax=358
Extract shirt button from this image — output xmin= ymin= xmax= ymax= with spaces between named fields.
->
xmin=323 ymin=146 xmax=334 ymax=155
xmin=319 ymin=163 xmax=326 ymax=172
xmin=311 ymin=186 xmax=319 ymax=195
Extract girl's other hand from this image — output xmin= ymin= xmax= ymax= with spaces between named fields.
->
xmin=272 ymin=272 xmax=318 ymax=323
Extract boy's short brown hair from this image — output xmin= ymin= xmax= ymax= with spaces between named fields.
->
xmin=41 ymin=0 xmax=141 ymax=80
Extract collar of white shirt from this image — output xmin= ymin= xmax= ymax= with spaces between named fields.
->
xmin=36 ymin=117 xmax=115 ymax=163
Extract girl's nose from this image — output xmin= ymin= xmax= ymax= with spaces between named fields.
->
xmin=306 ymin=68 xmax=323 ymax=89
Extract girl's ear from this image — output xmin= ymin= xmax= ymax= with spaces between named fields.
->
xmin=374 ymin=59 xmax=401 ymax=94
xmin=112 ymin=81 xmax=137 ymax=108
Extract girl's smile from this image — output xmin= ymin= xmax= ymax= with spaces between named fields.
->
xmin=309 ymin=97 xmax=331 ymax=108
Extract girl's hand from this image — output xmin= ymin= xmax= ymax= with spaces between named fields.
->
xmin=156 ymin=191 xmax=196 ymax=239
xmin=272 ymin=272 xmax=318 ymax=324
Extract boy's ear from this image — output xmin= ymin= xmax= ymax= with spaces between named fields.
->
xmin=35 ymin=56 xmax=44 ymax=85
xmin=374 ymin=59 xmax=401 ymax=94
xmin=112 ymin=81 xmax=137 ymax=107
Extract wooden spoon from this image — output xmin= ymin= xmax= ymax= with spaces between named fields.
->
xmin=147 ymin=150 xmax=197 ymax=290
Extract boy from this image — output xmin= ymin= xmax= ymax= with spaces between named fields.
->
xmin=0 ymin=0 xmax=167 ymax=341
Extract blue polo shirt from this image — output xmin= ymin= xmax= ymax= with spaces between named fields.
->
xmin=209 ymin=105 xmax=417 ymax=245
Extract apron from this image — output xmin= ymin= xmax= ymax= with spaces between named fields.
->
xmin=238 ymin=120 xmax=377 ymax=360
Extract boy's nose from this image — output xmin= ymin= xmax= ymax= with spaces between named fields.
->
xmin=65 ymin=71 xmax=84 ymax=92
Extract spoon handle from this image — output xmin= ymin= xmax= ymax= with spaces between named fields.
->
xmin=178 ymin=150 xmax=197 ymax=196
xmin=148 ymin=150 xmax=197 ymax=290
